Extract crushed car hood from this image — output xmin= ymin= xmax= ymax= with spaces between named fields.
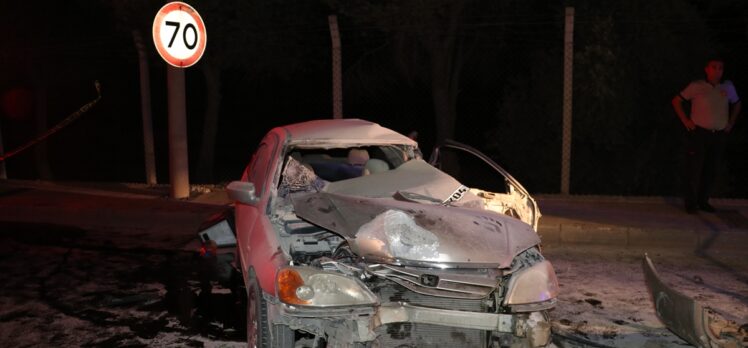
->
xmin=292 ymin=192 xmax=540 ymax=268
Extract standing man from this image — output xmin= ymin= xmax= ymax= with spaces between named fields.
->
xmin=672 ymin=57 xmax=741 ymax=214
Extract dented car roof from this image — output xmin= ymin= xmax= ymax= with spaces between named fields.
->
xmin=280 ymin=119 xmax=417 ymax=147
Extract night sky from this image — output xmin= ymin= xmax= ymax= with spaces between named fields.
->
xmin=2 ymin=0 xmax=748 ymax=197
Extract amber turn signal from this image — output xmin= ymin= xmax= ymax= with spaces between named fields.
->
xmin=277 ymin=268 xmax=311 ymax=305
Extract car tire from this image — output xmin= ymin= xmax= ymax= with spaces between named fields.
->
xmin=246 ymin=270 xmax=295 ymax=348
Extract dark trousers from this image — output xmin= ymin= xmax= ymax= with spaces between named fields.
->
xmin=683 ymin=127 xmax=726 ymax=208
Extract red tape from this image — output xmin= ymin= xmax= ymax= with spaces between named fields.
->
xmin=0 ymin=81 xmax=101 ymax=162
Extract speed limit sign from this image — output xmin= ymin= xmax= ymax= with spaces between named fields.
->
xmin=152 ymin=2 xmax=207 ymax=68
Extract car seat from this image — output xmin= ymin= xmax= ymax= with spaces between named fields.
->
xmin=363 ymin=158 xmax=389 ymax=175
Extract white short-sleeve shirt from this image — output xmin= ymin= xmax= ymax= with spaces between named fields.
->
xmin=680 ymin=80 xmax=740 ymax=130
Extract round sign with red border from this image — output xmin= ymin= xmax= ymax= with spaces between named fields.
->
xmin=152 ymin=2 xmax=207 ymax=68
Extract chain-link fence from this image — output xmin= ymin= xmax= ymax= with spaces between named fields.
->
xmin=336 ymin=2 xmax=748 ymax=197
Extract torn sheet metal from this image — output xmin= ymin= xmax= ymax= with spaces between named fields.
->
xmin=197 ymin=208 xmax=236 ymax=247
xmin=292 ymin=191 xmax=540 ymax=267
xmin=322 ymin=158 xmax=538 ymax=229
xmin=198 ymin=220 xmax=236 ymax=247
xmin=642 ymin=254 xmax=747 ymax=348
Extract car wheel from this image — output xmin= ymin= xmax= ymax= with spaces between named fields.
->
xmin=246 ymin=271 xmax=295 ymax=348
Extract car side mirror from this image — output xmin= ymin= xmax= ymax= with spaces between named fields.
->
xmin=226 ymin=181 xmax=260 ymax=205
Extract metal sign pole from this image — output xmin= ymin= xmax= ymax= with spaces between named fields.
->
xmin=167 ymin=66 xmax=190 ymax=199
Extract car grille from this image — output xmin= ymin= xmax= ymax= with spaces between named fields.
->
xmin=375 ymin=280 xmax=485 ymax=312
xmin=367 ymin=264 xmax=501 ymax=299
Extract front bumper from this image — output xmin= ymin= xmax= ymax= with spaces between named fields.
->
xmin=375 ymin=302 xmax=516 ymax=332
xmin=277 ymin=300 xmax=553 ymax=347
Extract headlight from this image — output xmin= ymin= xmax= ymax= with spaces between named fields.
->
xmin=503 ymin=260 xmax=559 ymax=311
xmin=276 ymin=266 xmax=379 ymax=307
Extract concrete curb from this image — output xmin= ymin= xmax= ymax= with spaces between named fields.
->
xmin=535 ymin=194 xmax=748 ymax=252
xmin=535 ymin=194 xmax=748 ymax=206
xmin=538 ymin=222 xmax=748 ymax=251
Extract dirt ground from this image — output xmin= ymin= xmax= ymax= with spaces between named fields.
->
xmin=0 ymin=222 xmax=246 ymax=348
xmin=0 ymin=222 xmax=746 ymax=347
xmin=543 ymin=245 xmax=748 ymax=348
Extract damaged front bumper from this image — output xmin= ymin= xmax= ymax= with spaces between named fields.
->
xmin=276 ymin=300 xmax=553 ymax=347
xmin=375 ymin=302 xmax=552 ymax=346
xmin=642 ymin=254 xmax=748 ymax=348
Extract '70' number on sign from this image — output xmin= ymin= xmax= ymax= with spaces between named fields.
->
xmin=165 ymin=21 xmax=197 ymax=49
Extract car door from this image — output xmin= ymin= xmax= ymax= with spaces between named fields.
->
xmin=429 ymin=139 xmax=540 ymax=231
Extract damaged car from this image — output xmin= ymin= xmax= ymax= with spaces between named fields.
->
xmin=227 ymin=119 xmax=559 ymax=347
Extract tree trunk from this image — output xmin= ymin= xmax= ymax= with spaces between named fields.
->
xmin=432 ymin=51 xmax=457 ymax=144
xmin=196 ymin=62 xmax=222 ymax=183
xmin=429 ymin=41 xmax=462 ymax=146
xmin=34 ymin=83 xmax=52 ymax=180
xmin=431 ymin=49 xmax=461 ymax=176
xmin=428 ymin=1 xmax=464 ymax=146
xmin=0 ymin=117 xmax=7 ymax=179
xmin=132 ymin=29 xmax=157 ymax=185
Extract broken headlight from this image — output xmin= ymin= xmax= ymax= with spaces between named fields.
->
xmin=502 ymin=260 xmax=559 ymax=312
xmin=276 ymin=266 xmax=378 ymax=307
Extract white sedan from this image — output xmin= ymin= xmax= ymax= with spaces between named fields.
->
xmin=227 ymin=119 xmax=558 ymax=348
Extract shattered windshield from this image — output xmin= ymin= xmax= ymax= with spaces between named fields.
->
xmin=279 ymin=144 xmax=481 ymax=207
xmin=279 ymin=145 xmax=415 ymax=189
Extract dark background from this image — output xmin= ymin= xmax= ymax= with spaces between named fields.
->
xmin=1 ymin=0 xmax=747 ymax=197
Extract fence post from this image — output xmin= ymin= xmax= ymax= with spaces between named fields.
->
xmin=561 ymin=7 xmax=574 ymax=195
xmin=328 ymin=15 xmax=343 ymax=119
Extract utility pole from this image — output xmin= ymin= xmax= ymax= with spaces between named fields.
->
xmin=561 ymin=7 xmax=574 ymax=195
xmin=328 ymin=15 xmax=343 ymax=119
xmin=133 ymin=30 xmax=157 ymax=185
